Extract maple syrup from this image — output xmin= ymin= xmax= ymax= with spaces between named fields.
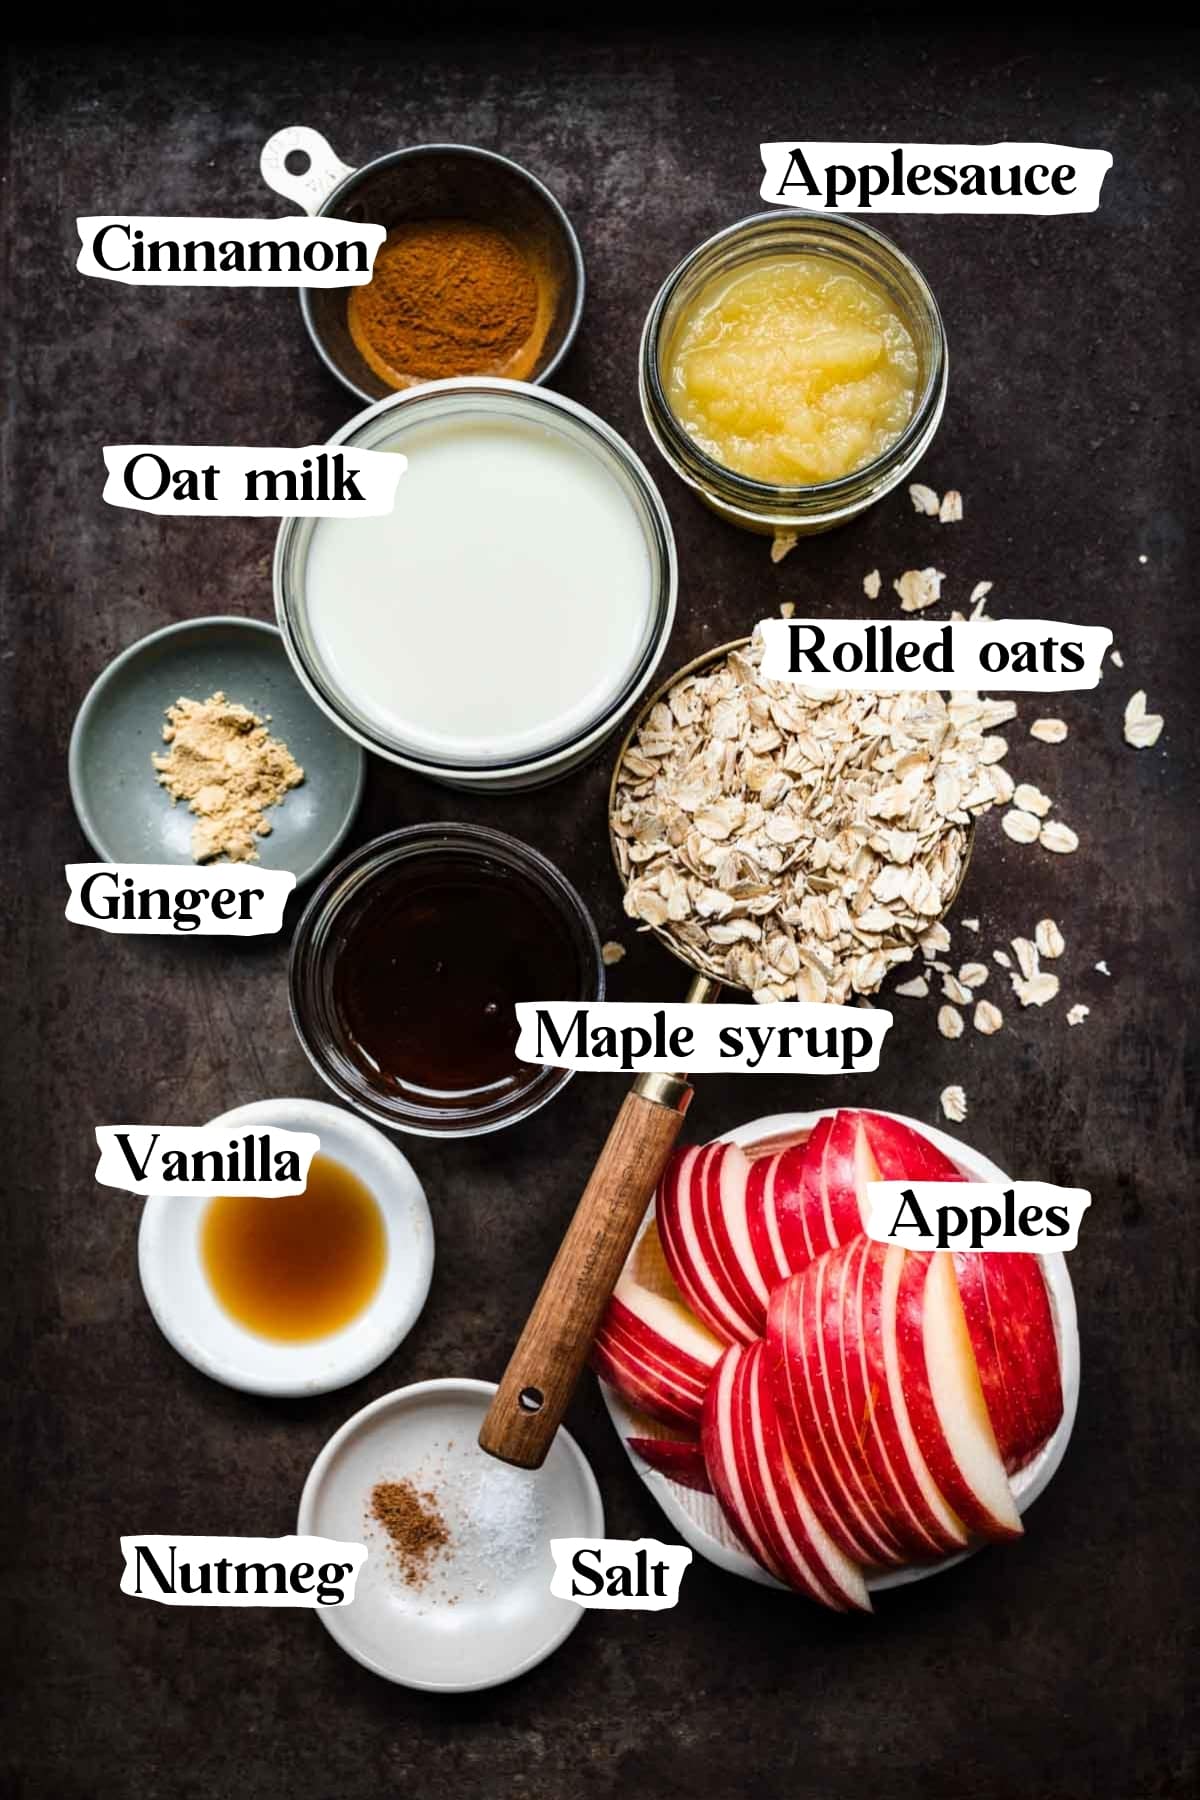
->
xmin=201 ymin=1153 xmax=386 ymax=1342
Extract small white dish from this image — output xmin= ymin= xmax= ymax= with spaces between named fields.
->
xmin=138 ymin=1097 xmax=433 ymax=1396
xmin=298 ymin=1378 xmax=604 ymax=1691
xmin=600 ymin=1108 xmax=1080 ymax=1596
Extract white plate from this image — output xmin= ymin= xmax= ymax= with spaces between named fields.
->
xmin=298 ymin=1379 xmax=604 ymax=1691
xmin=600 ymin=1108 xmax=1080 ymax=1594
xmin=138 ymin=1098 xmax=433 ymax=1396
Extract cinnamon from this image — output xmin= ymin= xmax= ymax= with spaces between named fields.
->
xmin=348 ymin=219 xmax=543 ymax=388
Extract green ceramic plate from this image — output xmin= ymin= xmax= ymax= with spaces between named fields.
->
xmin=68 ymin=616 xmax=366 ymax=883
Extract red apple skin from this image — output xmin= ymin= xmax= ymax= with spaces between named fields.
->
xmin=953 ymin=1252 xmax=1063 ymax=1472
xmin=858 ymin=1110 xmax=964 ymax=1182
xmin=795 ymin=1249 xmax=907 ymax=1567
xmin=745 ymin=1152 xmax=791 ymax=1293
xmin=657 ymin=1143 xmax=757 ymax=1345
xmin=820 ymin=1110 xmax=871 ymax=1246
xmin=748 ymin=1342 xmax=872 ymax=1612
xmin=771 ymin=1117 xmax=831 ymax=1270
xmin=892 ymin=1250 xmax=1022 ymax=1543
xmin=764 ymin=1276 xmax=882 ymax=1566
xmin=702 ymin=1346 xmax=786 ymax=1581
xmin=856 ymin=1238 xmax=967 ymax=1554
xmin=698 ymin=1142 xmax=767 ymax=1337
xmin=833 ymin=1235 xmax=956 ymax=1561
xmin=591 ymin=1323 xmax=708 ymax=1430
xmin=626 ymin=1436 xmax=713 ymax=1494
xmin=739 ymin=1343 xmax=861 ymax=1610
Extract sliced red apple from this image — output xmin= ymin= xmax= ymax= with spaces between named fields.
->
xmin=857 ymin=1238 xmax=969 ymax=1554
xmin=953 ymin=1251 xmax=1062 ymax=1473
xmin=746 ymin=1342 xmax=871 ymax=1612
xmin=819 ymin=1110 xmax=873 ymax=1247
xmin=701 ymin=1344 xmax=787 ymax=1582
xmin=893 ymin=1249 xmax=1022 ymax=1542
xmin=745 ymin=1150 xmax=792 ymax=1292
xmin=626 ymin=1436 xmax=713 ymax=1494
xmin=768 ymin=1117 xmax=830 ymax=1271
xmin=591 ymin=1265 xmax=723 ymax=1429
xmin=765 ymin=1273 xmax=891 ymax=1566
xmin=698 ymin=1141 xmax=769 ymax=1334
xmin=858 ymin=1109 xmax=965 ymax=1183
xmin=656 ymin=1142 xmax=759 ymax=1343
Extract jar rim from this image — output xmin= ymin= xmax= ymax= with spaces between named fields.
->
xmin=639 ymin=210 xmax=947 ymax=517
xmin=288 ymin=823 xmax=605 ymax=1138
xmin=274 ymin=378 xmax=678 ymax=781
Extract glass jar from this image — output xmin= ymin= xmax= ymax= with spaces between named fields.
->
xmin=275 ymin=378 xmax=677 ymax=792
xmin=288 ymin=824 xmax=604 ymax=1138
xmin=639 ymin=211 xmax=948 ymax=535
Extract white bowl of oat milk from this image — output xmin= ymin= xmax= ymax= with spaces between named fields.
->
xmin=275 ymin=379 xmax=677 ymax=790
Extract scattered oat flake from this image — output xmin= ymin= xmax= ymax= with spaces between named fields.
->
xmin=1012 ymin=970 xmax=1060 ymax=1008
xmin=974 ymin=1000 xmax=1004 ymax=1035
xmin=939 ymin=489 xmax=963 ymax=523
xmin=909 ymin=483 xmax=940 ymax=516
xmin=894 ymin=974 xmax=930 ymax=998
xmin=1110 ymin=649 xmax=1124 ymax=668
xmin=942 ymin=974 xmax=972 ymax=1005
xmin=893 ymin=567 xmax=946 ymax=613
xmin=779 ymin=600 xmax=796 ymax=619
xmin=940 ymin=1085 xmax=968 ymax=1123
xmin=1095 ymin=960 xmax=1111 ymax=976
xmin=993 ymin=949 xmax=1012 ymax=969
xmin=863 ymin=569 xmax=882 ymax=599
xmin=1035 ymin=918 xmax=1065 ymax=960
xmin=770 ymin=530 xmax=798 ymax=565
xmin=1011 ymin=936 xmax=1039 ymax=982
xmin=1066 ymin=1004 xmax=1090 ymax=1026
xmin=1001 ymin=808 xmax=1041 ymax=844
xmin=1040 ymin=820 xmax=1079 ymax=854
xmin=959 ymin=962 xmax=989 ymax=988
xmin=600 ymin=941 xmax=626 ymax=966
xmin=1123 ymin=689 xmax=1163 ymax=748
xmin=937 ymin=1004 xmax=965 ymax=1039
xmin=1030 ymin=718 xmax=1068 ymax=744
xmin=962 ymin=917 xmax=980 ymax=932
xmin=1013 ymin=783 xmax=1052 ymax=817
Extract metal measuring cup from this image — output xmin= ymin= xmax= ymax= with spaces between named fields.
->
xmin=479 ymin=639 xmax=974 ymax=1468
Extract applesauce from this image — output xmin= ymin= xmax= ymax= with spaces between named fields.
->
xmin=664 ymin=254 xmax=920 ymax=486
xmin=640 ymin=213 xmax=946 ymax=535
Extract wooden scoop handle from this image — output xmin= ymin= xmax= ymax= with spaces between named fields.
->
xmin=478 ymin=1080 xmax=691 ymax=1469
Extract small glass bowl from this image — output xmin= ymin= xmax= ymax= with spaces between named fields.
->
xmin=639 ymin=211 xmax=948 ymax=536
xmin=288 ymin=824 xmax=604 ymax=1138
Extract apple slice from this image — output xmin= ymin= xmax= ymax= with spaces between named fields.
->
xmin=893 ymin=1250 xmax=1022 ymax=1542
xmin=857 ymin=1238 xmax=969 ymax=1553
xmin=858 ymin=1110 xmax=964 ymax=1182
xmin=745 ymin=1151 xmax=792 ymax=1292
xmin=591 ymin=1263 xmax=724 ymax=1429
xmin=626 ymin=1436 xmax=713 ymax=1494
xmin=765 ymin=1272 xmax=891 ymax=1566
xmin=702 ymin=1345 xmax=788 ymax=1582
xmin=819 ymin=1110 xmax=873 ymax=1247
xmin=768 ymin=1116 xmax=831 ymax=1271
xmin=953 ymin=1252 xmax=1062 ymax=1473
xmin=697 ymin=1141 xmax=769 ymax=1334
xmin=746 ymin=1342 xmax=871 ymax=1612
xmin=656 ymin=1143 xmax=759 ymax=1343
xmin=835 ymin=1235 xmax=959 ymax=1560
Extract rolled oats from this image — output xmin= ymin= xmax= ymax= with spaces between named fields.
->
xmin=893 ymin=567 xmax=946 ymax=612
xmin=1001 ymin=808 xmax=1041 ymax=844
xmin=940 ymin=1085 xmax=968 ymax=1123
xmin=1030 ymin=718 xmax=1068 ymax=744
xmin=937 ymin=1004 xmax=965 ymax=1039
xmin=1035 ymin=918 xmax=1065 ymax=960
xmin=610 ymin=636 xmax=997 ymax=1002
xmin=909 ymin=483 xmax=940 ymax=515
xmin=1039 ymin=820 xmax=1079 ymax=854
xmin=1013 ymin=783 xmax=1052 ymax=817
xmin=974 ymin=1000 xmax=1004 ymax=1034
xmin=1123 ymin=689 xmax=1163 ymax=748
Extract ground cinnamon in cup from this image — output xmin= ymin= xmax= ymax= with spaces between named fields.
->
xmin=368 ymin=1477 xmax=451 ymax=1588
xmin=348 ymin=219 xmax=544 ymax=388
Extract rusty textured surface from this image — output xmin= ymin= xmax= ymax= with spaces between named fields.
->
xmin=4 ymin=25 xmax=1197 ymax=1800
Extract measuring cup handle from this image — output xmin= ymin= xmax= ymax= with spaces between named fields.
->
xmin=259 ymin=126 xmax=356 ymax=215
xmin=478 ymin=1081 xmax=692 ymax=1470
